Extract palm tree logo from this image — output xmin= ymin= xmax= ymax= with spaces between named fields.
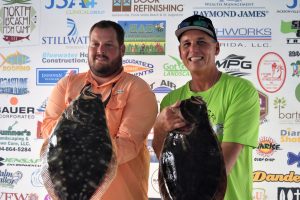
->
xmin=291 ymin=60 xmax=300 ymax=77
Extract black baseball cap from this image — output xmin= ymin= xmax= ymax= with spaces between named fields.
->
xmin=175 ymin=15 xmax=218 ymax=42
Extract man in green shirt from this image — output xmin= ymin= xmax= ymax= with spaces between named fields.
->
xmin=152 ymin=15 xmax=260 ymax=200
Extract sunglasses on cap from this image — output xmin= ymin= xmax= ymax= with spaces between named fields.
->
xmin=178 ymin=18 xmax=213 ymax=29
xmin=176 ymin=15 xmax=217 ymax=41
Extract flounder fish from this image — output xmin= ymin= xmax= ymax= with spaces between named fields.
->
xmin=159 ymin=96 xmax=226 ymax=200
xmin=41 ymin=84 xmax=117 ymax=200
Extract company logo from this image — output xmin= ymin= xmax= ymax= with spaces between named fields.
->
xmin=257 ymin=52 xmax=286 ymax=93
xmin=253 ymin=171 xmax=300 ymax=183
xmin=289 ymin=51 xmax=300 ymax=57
xmin=45 ymin=0 xmax=104 ymax=15
xmin=150 ymin=168 xmax=160 ymax=194
xmin=286 ymin=0 xmax=300 ymax=9
xmin=0 ymin=78 xmax=29 ymax=95
xmin=291 ymin=60 xmax=300 ymax=77
xmin=254 ymin=136 xmax=281 ymax=161
xmin=0 ymin=0 xmax=39 ymax=46
xmin=0 ymin=51 xmax=31 ymax=71
xmin=296 ymin=84 xmax=300 ymax=102
xmin=0 ymin=157 xmax=41 ymax=167
xmin=112 ymin=0 xmax=132 ymax=12
xmin=112 ymin=0 xmax=184 ymax=17
xmin=287 ymin=152 xmax=300 ymax=167
xmin=36 ymin=98 xmax=48 ymax=113
xmin=281 ymin=20 xmax=300 ymax=44
xmin=258 ymin=91 xmax=268 ymax=124
xmin=277 ymin=0 xmax=300 ymax=13
xmin=150 ymin=80 xmax=176 ymax=94
xmin=119 ymin=21 xmax=166 ymax=55
xmin=36 ymin=68 xmax=79 ymax=86
xmin=41 ymin=18 xmax=88 ymax=49
xmin=216 ymin=54 xmax=251 ymax=76
xmin=31 ymin=168 xmax=44 ymax=187
xmin=35 ymin=98 xmax=47 ymax=139
xmin=0 ymin=192 xmax=39 ymax=200
xmin=193 ymin=1 xmax=269 ymax=18
xmin=163 ymin=55 xmax=190 ymax=76
xmin=281 ymin=128 xmax=300 ymax=143
xmin=274 ymin=97 xmax=300 ymax=124
xmin=0 ymin=97 xmax=35 ymax=120
xmin=0 ymin=121 xmax=32 ymax=152
xmin=194 ymin=10 xmax=268 ymax=18
xmin=252 ymin=188 xmax=267 ymax=200
xmin=216 ymin=27 xmax=272 ymax=48
xmin=0 ymin=169 xmax=23 ymax=188
xmin=216 ymin=27 xmax=272 ymax=40
xmin=278 ymin=187 xmax=300 ymax=199
xmin=123 ymin=59 xmax=155 ymax=76
xmin=67 ymin=18 xmax=78 ymax=36
xmin=41 ymin=51 xmax=87 ymax=64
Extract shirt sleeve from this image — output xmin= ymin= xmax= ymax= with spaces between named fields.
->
xmin=223 ymin=80 xmax=260 ymax=148
xmin=113 ymin=78 xmax=158 ymax=164
xmin=41 ymin=77 xmax=68 ymax=138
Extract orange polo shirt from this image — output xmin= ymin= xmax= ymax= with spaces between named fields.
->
xmin=41 ymin=69 xmax=158 ymax=200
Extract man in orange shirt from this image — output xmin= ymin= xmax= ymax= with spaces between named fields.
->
xmin=41 ymin=20 xmax=158 ymax=200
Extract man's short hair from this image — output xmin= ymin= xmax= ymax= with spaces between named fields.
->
xmin=89 ymin=20 xmax=125 ymax=45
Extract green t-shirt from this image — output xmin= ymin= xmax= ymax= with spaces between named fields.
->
xmin=160 ymin=72 xmax=260 ymax=200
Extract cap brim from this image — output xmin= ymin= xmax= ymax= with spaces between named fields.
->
xmin=175 ymin=26 xmax=215 ymax=40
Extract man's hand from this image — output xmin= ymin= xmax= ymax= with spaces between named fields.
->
xmin=152 ymin=101 xmax=186 ymax=157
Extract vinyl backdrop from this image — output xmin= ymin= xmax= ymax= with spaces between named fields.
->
xmin=0 ymin=0 xmax=300 ymax=199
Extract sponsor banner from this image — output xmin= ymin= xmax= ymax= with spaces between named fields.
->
xmin=0 ymin=0 xmax=40 ymax=47
xmin=0 ymin=1 xmax=299 ymax=199
xmin=36 ymin=68 xmax=79 ymax=86
xmin=119 ymin=20 xmax=166 ymax=55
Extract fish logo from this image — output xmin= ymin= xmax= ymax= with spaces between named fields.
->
xmin=0 ymin=51 xmax=30 ymax=67
xmin=3 ymin=0 xmax=31 ymax=5
xmin=287 ymin=152 xmax=300 ymax=167
xmin=3 ymin=35 xmax=30 ymax=43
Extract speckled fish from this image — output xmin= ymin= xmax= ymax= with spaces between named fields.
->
xmin=41 ymin=84 xmax=117 ymax=200
xmin=159 ymin=96 xmax=227 ymax=200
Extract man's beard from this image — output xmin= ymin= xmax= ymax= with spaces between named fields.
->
xmin=89 ymin=55 xmax=123 ymax=77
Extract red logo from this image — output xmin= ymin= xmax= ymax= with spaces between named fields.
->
xmin=257 ymin=52 xmax=286 ymax=93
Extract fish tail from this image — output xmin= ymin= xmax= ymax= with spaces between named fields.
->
xmin=26 ymin=35 xmax=30 ymax=40
xmin=0 ymin=54 xmax=6 ymax=67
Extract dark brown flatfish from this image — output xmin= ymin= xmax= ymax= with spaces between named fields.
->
xmin=158 ymin=96 xmax=227 ymax=200
xmin=41 ymin=84 xmax=117 ymax=200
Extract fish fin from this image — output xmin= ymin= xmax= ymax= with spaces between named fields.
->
xmin=158 ymin=167 xmax=172 ymax=200
xmin=39 ymin=138 xmax=49 ymax=158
